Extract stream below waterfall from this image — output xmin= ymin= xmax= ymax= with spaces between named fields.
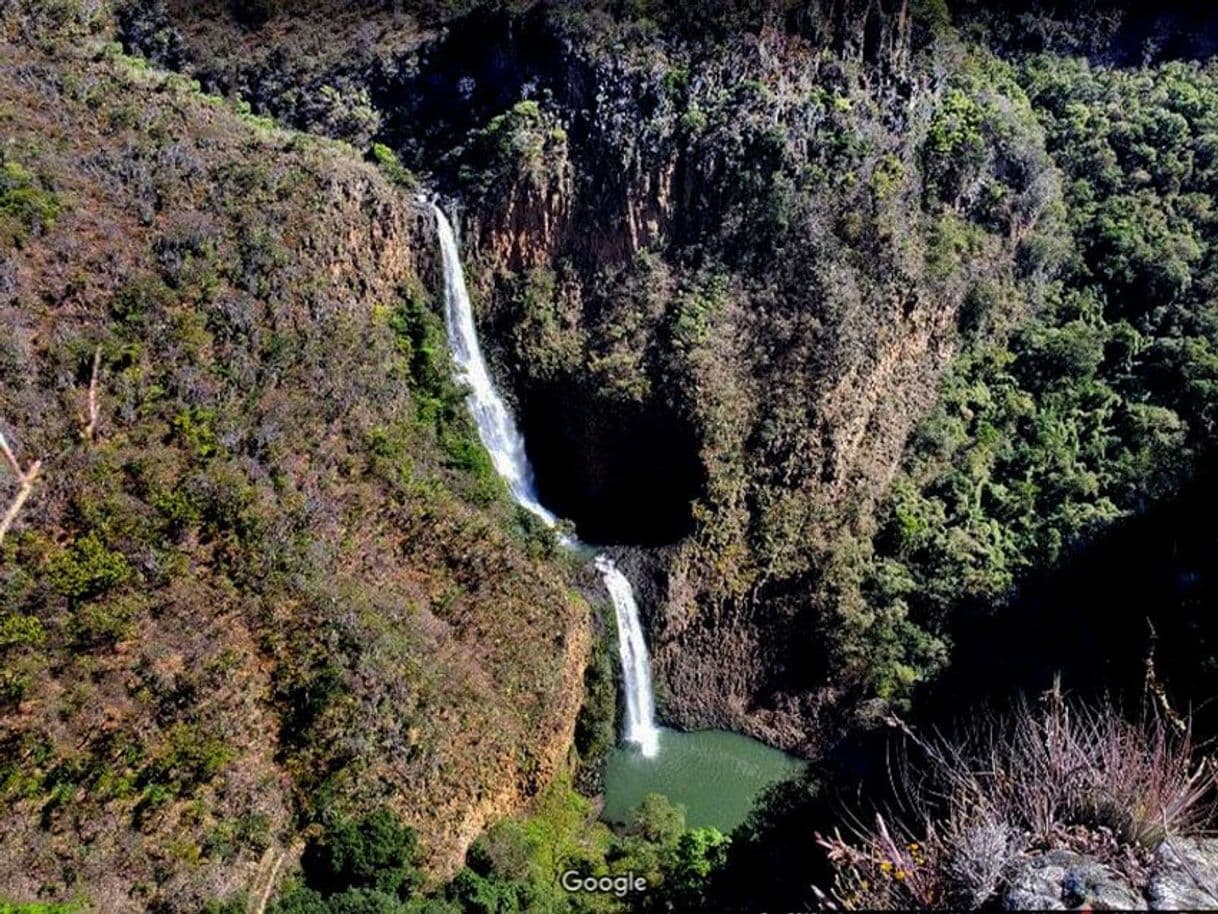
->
xmin=432 ymin=202 xmax=803 ymax=830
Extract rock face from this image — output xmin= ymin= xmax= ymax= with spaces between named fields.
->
xmin=131 ymin=1 xmax=1059 ymax=755
xmin=1004 ymin=851 xmax=1145 ymax=911
xmin=447 ymin=20 xmax=997 ymax=753
xmin=1000 ymin=841 xmax=1218 ymax=911
xmin=1146 ymin=838 xmax=1218 ymax=910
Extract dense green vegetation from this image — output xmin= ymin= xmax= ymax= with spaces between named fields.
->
xmin=265 ymin=781 xmax=732 ymax=914
xmin=836 ymin=51 xmax=1218 ymax=702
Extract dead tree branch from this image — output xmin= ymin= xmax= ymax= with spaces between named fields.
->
xmin=82 ymin=345 xmax=101 ymax=443
xmin=0 ymin=428 xmax=41 ymax=546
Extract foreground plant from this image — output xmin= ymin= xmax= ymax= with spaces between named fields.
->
xmin=815 ymin=683 xmax=1216 ymax=910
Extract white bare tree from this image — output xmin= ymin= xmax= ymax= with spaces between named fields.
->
xmin=82 ymin=345 xmax=102 ymax=443
xmin=0 ymin=426 xmax=41 ymax=546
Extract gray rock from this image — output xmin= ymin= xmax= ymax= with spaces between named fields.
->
xmin=1005 ymin=852 xmax=1070 ymax=910
xmin=1004 ymin=850 xmax=1144 ymax=911
xmin=1147 ymin=838 xmax=1218 ymax=910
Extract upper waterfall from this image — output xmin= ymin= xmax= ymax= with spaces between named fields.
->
xmin=434 ymin=207 xmax=557 ymax=527
xmin=432 ymin=203 xmax=660 ymax=758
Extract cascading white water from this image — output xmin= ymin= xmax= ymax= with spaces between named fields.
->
xmin=433 ymin=203 xmax=660 ymax=758
xmin=594 ymin=555 xmax=660 ymax=756
xmin=434 ymin=207 xmax=557 ymax=527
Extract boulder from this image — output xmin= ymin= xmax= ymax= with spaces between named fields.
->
xmin=1004 ymin=850 xmax=1144 ymax=911
xmin=1147 ymin=837 xmax=1218 ymax=910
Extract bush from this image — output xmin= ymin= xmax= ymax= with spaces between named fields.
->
xmin=0 ymin=159 xmax=59 ymax=248
xmin=815 ymin=688 xmax=1216 ymax=909
xmin=300 ymin=808 xmax=421 ymax=899
xmin=201 ymin=896 xmax=248 ymax=914
xmin=370 ymin=144 xmax=418 ymax=190
xmin=72 ymin=591 xmax=144 ymax=645
xmin=137 ymin=722 xmax=234 ymax=795
xmin=171 ymin=406 xmax=220 ymax=460
xmin=632 ymin=793 xmax=686 ymax=844
xmin=299 ymin=83 xmax=382 ymax=149
xmin=45 ymin=533 xmax=131 ymax=602
xmin=573 ymin=628 xmax=616 ymax=779
xmin=388 ymin=293 xmax=448 ymax=401
xmin=268 ymin=886 xmax=328 ymax=914
xmin=325 ymin=889 xmax=407 ymax=914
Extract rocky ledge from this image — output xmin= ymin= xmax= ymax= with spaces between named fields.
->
xmin=1004 ymin=839 xmax=1218 ymax=911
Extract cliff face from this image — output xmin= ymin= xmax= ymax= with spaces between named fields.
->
xmin=438 ymin=11 xmax=1008 ymax=750
xmin=0 ymin=6 xmax=591 ymax=909
xmin=122 ymin=0 xmax=1064 ymax=753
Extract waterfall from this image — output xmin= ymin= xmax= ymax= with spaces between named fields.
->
xmin=595 ymin=555 xmax=660 ymax=757
xmin=433 ymin=203 xmax=660 ymax=758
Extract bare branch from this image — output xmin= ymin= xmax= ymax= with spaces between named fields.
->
xmin=0 ymin=429 xmax=21 ymax=478
xmin=0 ymin=458 xmax=40 ymax=545
xmin=83 ymin=345 xmax=102 ymax=443
xmin=0 ymin=426 xmax=41 ymax=546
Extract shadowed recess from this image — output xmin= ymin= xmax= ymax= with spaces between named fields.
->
xmin=519 ymin=382 xmax=706 ymax=546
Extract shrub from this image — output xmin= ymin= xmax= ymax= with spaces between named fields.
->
xmin=922 ymin=89 xmax=987 ymax=203
xmin=388 ymin=293 xmax=447 ymax=398
xmin=633 ymin=793 xmax=686 ymax=844
xmin=648 ymin=828 xmax=731 ymax=913
xmin=300 ymin=808 xmax=421 ymax=899
xmin=299 ymin=84 xmax=382 ymax=149
xmin=510 ymin=506 xmax=558 ymax=560
xmin=0 ymin=614 xmax=45 ymax=650
xmin=0 ymin=159 xmax=59 ymax=248
xmin=45 ymin=533 xmax=131 ymax=601
xmin=137 ymin=722 xmax=234 ymax=794
xmin=370 ymin=144 xmax=418 ymax=190
xmin=72 ymin=591 xmax=144 ymax=645
xmin=268 ymin=886 xmax=328 ymax=914
xmin=816 ymin=687 xmax=1216 ymax=909
xmin=573 ymin=627 xmax=616 ymax=778
xmin=171 ymin=406 xmax=220 ymax=460
xmin=151 ymin=486 xmax=202 ymax=532
xmin=201 ymin=896 xmax=248 ymax=914
xmin=325 ymin=889 xmax=407 ymax=914
xmin=109 ymin=275 xmax=173 ymax=330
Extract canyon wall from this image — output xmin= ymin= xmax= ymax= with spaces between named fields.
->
xmin=124 ymin=0 xmax=1063 ymax=753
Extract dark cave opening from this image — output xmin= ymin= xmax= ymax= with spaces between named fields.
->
xmin=518 ymin=383 xmax=706 ymax=547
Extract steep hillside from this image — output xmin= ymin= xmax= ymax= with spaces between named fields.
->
xmin=131 ymin=0 xmax=1218 ymax=761
xmin=0 ymin=3 xmax=592 ymax=910
xmin=125 ymin=0 xmax=1050 ymax=751
xmin=9 ymin=1 xmax=1218 ymax=910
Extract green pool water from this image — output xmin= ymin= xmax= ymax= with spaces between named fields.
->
xmin=601 ymin=727 xmax=805 ymax=833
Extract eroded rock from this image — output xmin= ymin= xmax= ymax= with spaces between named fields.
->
xmin=1004 ymin=850 xmax=1144 ymax=911
xmin=1147 ymin=837 xmax=1218 ymax=910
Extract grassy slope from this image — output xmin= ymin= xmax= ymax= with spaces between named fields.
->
xmin=0 ymin=4 xmax=590 ymax=910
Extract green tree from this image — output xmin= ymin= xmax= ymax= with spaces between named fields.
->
xmin=301 ymin=809 xmax=422 ymax=899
